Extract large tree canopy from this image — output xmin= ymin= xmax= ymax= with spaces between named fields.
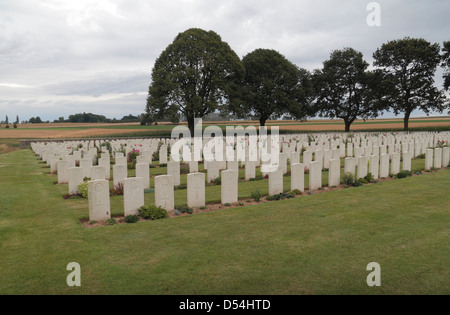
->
xmin=146 ymin=28 xmax=244 ymax=135
xmin=373 ymin=37 xmax=447 ymax=131
xmin=313 ymin=48 xmax=381 ymax=132
xmin=239 ymin=48 xmax=309 ymax=126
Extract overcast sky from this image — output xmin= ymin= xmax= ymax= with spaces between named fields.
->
xmin=1 ymin=0 xmax=449 ymax=122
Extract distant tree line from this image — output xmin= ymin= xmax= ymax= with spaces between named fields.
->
xmin=9 ymin=113 xmax=145 ymax=124
xmin=145 ymin=28 xmax=450 ymax=132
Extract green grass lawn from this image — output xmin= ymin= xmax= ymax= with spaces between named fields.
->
xmin=0 ymin=149 xmax=448 ymax=294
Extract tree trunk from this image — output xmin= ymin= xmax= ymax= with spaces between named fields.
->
xmin=259 ymin=118 xmax=266 ymax=127
xmin=403 ymin=111 xmax=411 ymax=132
xmin=344 ymin=119 xmax=351 ymax=132
xmin=187 ymin=116 xmax=195 ymax=138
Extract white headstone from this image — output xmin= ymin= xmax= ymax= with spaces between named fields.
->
xmin=68 ymin=167 xmax=84 ymax=194
xmin=123 ymin=177 xmax=144 ymax=216
xmin=115 ymin=156 xmax=127 ymax=165
xmin=268 ymin=167 xmax=283 ymax=195
xmin=88 ymin=179 xmax=111 ymax=222
xmin=379 ymin=154 xmax=390 ymax=178
xmin=135 ymin=163 xmax=150 ymax=189
xmin=357 ymin=156 xmax=368 ymax=180
xmin=328 ymin=158 xmax=340 ymax=187
xmin=245 ymin=160 xmax=256 ymax=181
xmin=434 ymin=148 xmax=443 ymax=169
xmin=207 ymin=161 xmax=220 ymax=183
xmin=344 ymin=157 xmax=356 ymax=176
xmin=90 ymin=165 xmax=106 ymax=180
xmin=221 ymin=170 xmax=238 ymax=204
xmin=442 ymin=147 xmax=449 ymax=168
xmin=402 ymin=152 xmax=412 ymax=172
xmin=309 ymin=161 xmax=322 ymax=191
xmin=425 ymin=149 xmax=433 ymax=170
xmin=369 ymin=155 xmax=379 ymax=180
xmin=167 ymin=161 xmax=181 ymax=186
xmin=98 ymin=157 xmax=110 ymax=179
xmin=113 ymin=164 xmax=127 ymax=187
xmin=80 ymin=158 xmax=92 ymax=179
xmin=189 ymin=161 xmax=199 ymax=173
xmin=290 ymin=151 xmax=300 ymax=165
xmin=57 ymin=160 xmax=70 ymax=184
xmin=159 ymin=145 xmax=168 ymax=164
xmin=154 ymin=175 xmax=174 ymax=211
xmin=291 ymin=163 xmax=304 ymax=192
xmin=390 ymin=152 xmax=400 ymax=175
xmin=303 ymin=150 xmax=312 ymax=170
xmin=187 ymin=173 xmax=205 ymax=208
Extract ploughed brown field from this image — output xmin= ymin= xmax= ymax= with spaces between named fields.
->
xmin=0 ymin=117 xmax=449 ymax=139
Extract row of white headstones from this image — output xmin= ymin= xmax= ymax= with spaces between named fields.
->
xmin=31 ymin=132 xmax=450 ymax=222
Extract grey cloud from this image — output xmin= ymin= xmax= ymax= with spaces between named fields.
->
xmin=0 ymin=0 xmax=449 ymax=121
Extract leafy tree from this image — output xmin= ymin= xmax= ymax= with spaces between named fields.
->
xmin=238 ymin=49 xmax=309 ymax=126
xmin=313 ymin=48 xmax=382 ymax=132
xmin=5 ymin=115 xmax=8 ymax=124
xmin=442 ymin=41 xmax=450 ymax=91
xmin=146 ymin=28 xmax=245 ymax=135
xmin=373 ymin=37 xmax=447 ymax=131
xmin=68 ymin=112 xmax=109 ymax=123
xmin=15 ymin=116 xmax=19 ymax=124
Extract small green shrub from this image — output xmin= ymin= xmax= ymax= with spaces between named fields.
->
xmin=223 ymin=203 xmax=231 ymax=206
xmin=359 ymin=178 xmax=368 ymax=184
xmin=364 ymin=172 xmax=374 ymax=183
xmin=249 ymin=176 xmax=264 ymax=181
xmin=207 ymin=178 xmax=221 ymax=186
xmin=78 ymin=181 xmax=89 ymax=198
xmin=125 ymin=215 xmax=140 ymax=223
xmin=200 ymin=206 xmax=207 ymax=210
xmin=397 ymin=170 xmax=412 ymax=179
xmin=63 ymin=193 xmax=83 ymax=200
xmin=291 ymin=189 xmax=302 ymax=195
xmin=174 ymin=184 xmax=187 ymax=190
xmin=106 ymin=218 xmax=117 ymax=225
xmin=159 ymin=163 xmax=167 ymax=167
xmin=176 ymin=205 xmax=193 ymax=214
xmin=251 ymin=189 xmax=261 ymax=202
xmin=138 ymin=205 xmax=168 ymax=220
xmin=237 ymin=202 xmax=244 ymax=206
xmin=343 ymin=172 xmax=355 ymax=186
xmin=266 ymin=192 xmax=294 ymax=201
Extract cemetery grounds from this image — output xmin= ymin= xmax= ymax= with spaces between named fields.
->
xmin=0 ymin=119 xmax=449 ymax=295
